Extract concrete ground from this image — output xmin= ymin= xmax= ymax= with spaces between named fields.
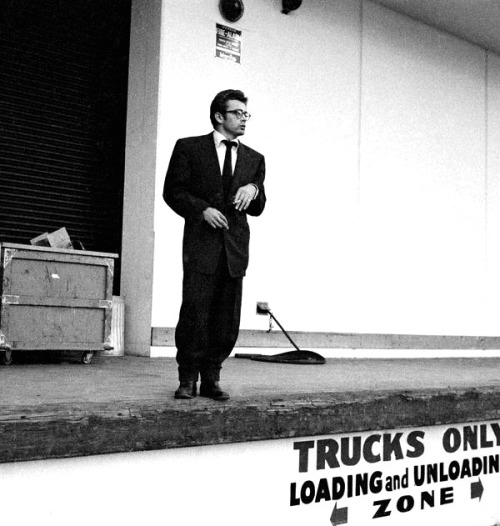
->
xmin=2 ymin=351 xmax=500 ymax=463
xmin=1 ymin=351 xmax=500 ymax=405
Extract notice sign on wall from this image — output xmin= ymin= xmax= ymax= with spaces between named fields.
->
xmin=216 ymin=23 xmax=242 ymax=64
xmin=288 ymin=422 xmax=500 ymax=525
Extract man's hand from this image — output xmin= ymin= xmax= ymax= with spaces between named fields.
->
xmin=203 ymin=207 xmax=229 ymax=229
xmin=233 ymin=184 xmax=257 ymax=211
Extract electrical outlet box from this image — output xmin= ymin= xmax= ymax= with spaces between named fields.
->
xmin=256 ymin=302 xmax=270 ymax=315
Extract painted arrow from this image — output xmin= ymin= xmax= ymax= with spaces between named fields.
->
xmin=330 ymin=503 xmax=348 ymax=525
xmin=471 ymin=478 xmax=484 ymax=501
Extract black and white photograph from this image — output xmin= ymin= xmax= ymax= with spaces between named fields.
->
xmin=2 ymin=1 xmax=500 ymax=524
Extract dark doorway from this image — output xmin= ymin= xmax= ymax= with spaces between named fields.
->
xmin=0 ymin=0 xmax=131 ymax=293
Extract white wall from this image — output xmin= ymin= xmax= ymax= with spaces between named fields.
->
xmin=152 ymin=0 xmax=500 ymax=336
xmin=357 ymin=3 xmax=487 ymax=335
xmin=486 ymin=53 xmax=500 ymax=334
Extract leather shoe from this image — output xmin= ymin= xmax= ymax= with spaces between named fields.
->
xmin=175 ymin=381 xmax=197 ymax=399
xmin=200 ymin=381 xmax=230 ymax=401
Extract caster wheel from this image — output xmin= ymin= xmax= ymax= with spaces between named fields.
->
xmin=81 ymin=352 xmax=94 ymax=365
xmin=2 ymin=350 xmax=12 ymax=365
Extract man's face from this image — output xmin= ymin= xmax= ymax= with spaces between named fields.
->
xmin=217 ymin=99 xmax=249 ymax=139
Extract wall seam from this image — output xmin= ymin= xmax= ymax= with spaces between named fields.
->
xmin=485 ymin=49 xmax=489 ymax=312
xmin=357 ymin=0 xmax=364 ymax=209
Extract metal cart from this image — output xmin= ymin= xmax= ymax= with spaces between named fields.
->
xmin=0 ymin=243 xmax=117 ymax=365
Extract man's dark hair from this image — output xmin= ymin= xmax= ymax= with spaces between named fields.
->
xmin=210 ymin=89 xmax=248 ymax=127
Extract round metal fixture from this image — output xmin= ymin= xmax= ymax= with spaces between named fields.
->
xmin=219 ymin=0 xmax=244 ymax=23
xmin=282 ymin=0 xmax=302 ymax=14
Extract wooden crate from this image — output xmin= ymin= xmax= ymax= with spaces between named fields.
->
xmin=0 ymin=243 xmax=117 ymax=364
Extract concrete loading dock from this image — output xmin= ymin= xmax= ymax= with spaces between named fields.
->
xmin=1 ymin=354 xmax=500 ymax=464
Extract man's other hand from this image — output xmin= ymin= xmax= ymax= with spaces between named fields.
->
xmin=233 ymin=184 xmax=257 ymax=211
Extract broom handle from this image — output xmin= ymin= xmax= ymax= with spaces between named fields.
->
xmin=268 ymin=311 xmax=301 ymax=351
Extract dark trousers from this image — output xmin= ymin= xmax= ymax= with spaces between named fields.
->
xmin=175 ymin=253 xmax=243 ymax=383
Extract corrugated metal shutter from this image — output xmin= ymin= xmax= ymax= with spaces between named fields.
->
xmin=0 ymin=0 xmax=129 ymax=290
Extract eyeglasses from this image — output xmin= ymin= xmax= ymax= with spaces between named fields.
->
xmin=225 ymin=109 xmax=251 ymax=120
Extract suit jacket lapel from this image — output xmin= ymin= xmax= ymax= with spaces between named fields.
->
xmin=201 ymin=133 xmax=221 ymax=175
xmin=224 ymin=143 xmax=253 ymax=202
xmin=198 ymin=134 xmax=225 ymax=201
xmin=232 ymin=143 xmax=247 ymax=189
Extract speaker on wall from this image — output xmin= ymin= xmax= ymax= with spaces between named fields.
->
xmin=219 ymin=0 xmax=244 ymax=22
xmin=282 ymin=0 xmax=302 ymax=14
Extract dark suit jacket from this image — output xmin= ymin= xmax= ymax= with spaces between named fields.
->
xmin=163 ymin=133 xmax=266 ymax=277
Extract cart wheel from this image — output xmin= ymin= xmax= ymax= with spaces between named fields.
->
xmin=2 ymin=350 xmax=12 ymax=366
xmin=81 ymin=351 xmax=94 ymax=365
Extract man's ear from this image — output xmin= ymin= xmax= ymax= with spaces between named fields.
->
xmin=214 ymin=112 xmax=225 ymax=124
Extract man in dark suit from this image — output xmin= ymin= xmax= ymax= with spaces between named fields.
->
xmin=163 ymin=89 xmax=266 ymax=400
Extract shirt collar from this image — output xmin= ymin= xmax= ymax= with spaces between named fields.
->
xmin=213 ymin=130 xmax=239 ymax=149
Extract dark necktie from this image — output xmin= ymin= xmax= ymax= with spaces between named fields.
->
xmin=222 ymin=140 xmax=237 ymax=197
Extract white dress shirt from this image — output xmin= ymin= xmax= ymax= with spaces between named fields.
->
xmin=212 ymin=130 xmax=258 ymax=199
xmin=213 ymin=130 xmax=238 ymax=173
